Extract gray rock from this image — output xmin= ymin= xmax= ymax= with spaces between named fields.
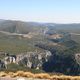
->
xmin=17 ymin=50 xmax=52 ymax=69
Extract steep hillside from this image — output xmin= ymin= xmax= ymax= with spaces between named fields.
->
xmin=0 ymin=20 xmax=47 ymax=34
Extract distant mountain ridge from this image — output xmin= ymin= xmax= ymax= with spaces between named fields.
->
xmin=0 ymin=19 xmax=80 ymax=34
xmin=0 ymin=20 xmax=48 ymax=34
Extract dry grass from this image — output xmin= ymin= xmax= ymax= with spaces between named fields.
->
xmin=0 ymin=71 xmax=80 ymax=80
xmin=0 ymin=72 xmax=7 ymax=77
xmin=34 ymin=73 xmax=51 ymax=79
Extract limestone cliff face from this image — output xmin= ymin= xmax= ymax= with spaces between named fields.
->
xmin=75 ymin=53 xmax=80 ymax=65
xmin=3 ymin=50 xmax=52 ymax=70
xmin=17 ymin=50 xmax=52 ymax=69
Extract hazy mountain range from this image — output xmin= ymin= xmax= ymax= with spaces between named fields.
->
xmin=0 ymin=19 xmax=80 ymax=34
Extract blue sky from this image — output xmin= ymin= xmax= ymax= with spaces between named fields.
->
xmin=0 ymin=0 xmax=80 ymax=23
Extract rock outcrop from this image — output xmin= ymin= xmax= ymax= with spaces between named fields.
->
xmin=4 ymin=50 xmax=52 ymax=70
xmin=18 ymin=50 xmax=52 ymax=69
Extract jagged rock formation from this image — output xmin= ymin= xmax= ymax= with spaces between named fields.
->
xmin=75 ymin=53 xmax=80 ymax=65
xmin=4 ymin=50 xmax=52 ymax=70
xmin=4 ymin=54 xmax=16 ymax=64
xmin=18 ymin=50 xmax=52 ymax=69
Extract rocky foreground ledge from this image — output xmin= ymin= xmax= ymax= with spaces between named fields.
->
xmin=0 ymin=71 xmax=80 ymax=80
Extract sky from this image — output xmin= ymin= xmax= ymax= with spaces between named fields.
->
xmin=0 ymin=0 xmax=80 ymax=23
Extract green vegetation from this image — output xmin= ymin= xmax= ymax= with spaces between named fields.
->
xmin=2 ymin=63 xmax=44 ymax=73
xmin=0 ymin=20 xmax=80 ymax=75
xmin=0 ymin=34 xmax=43 ymax=55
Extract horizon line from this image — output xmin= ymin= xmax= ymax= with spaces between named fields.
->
xmin=0 ymin=18 xmax=80 ymax=24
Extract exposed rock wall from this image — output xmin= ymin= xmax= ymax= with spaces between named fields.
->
xmin=18 ymin=50 xmax=52 ymax=69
